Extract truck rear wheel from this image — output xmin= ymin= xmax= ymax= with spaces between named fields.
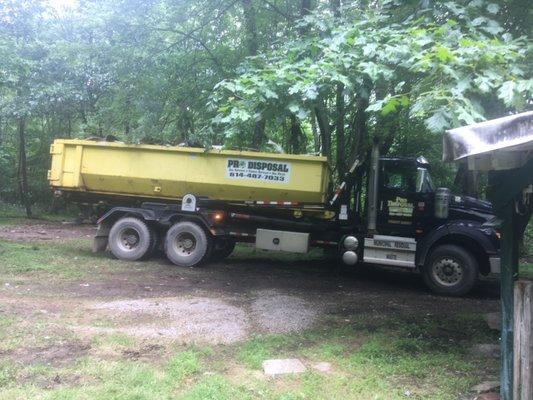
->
xmin=423 ymin=244 xmax=478 ymax=296
xmin=108 ymin=217 xmax=154 ymax=261
xmin=164 ymin=221 xmax=210 ymax=267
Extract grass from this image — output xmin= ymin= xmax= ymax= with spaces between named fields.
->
xmin=0 ymin=306 xmax=500 ymax=400
xmin=0 ymin=218 xmax=502 ymax=400
xmin=238 ymin=335 xmax=298 ymax=369
xmin=0 ymin=239 xmax=123 ymax=278
xmin=0 ymin=202 xmax=77 ymax=224
xmin=520 ymin=263 xmax=533 ymax=279
xmin=167 ymin=350 xmax=202 ymax=382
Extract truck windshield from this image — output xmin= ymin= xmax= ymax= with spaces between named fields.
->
xmin=416 ymin=168 xmax=434 ymax=193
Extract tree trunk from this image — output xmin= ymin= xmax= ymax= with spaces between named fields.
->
xmin=349 ymin=91 xmax=369 ymax=163
xmin=331 ymin=0 xmax=345 ymax=175
xmin=242 ymin=0 xmax=266 ymax=149
xmin=67 ymin=116 xmax=72 ymax=139
xmin=289 ymin=114 xmax=304 ymax=154
xmin=311 ymin=114 xmax=320 ymax=154
xmin=242 ymin=0 xmax=259 ymax=56
xmin=299 ymin=0 xmax=312 ymax=35
xmin=252 ymin=119 xmax=266 ymax=150
xmin=315 ymin=101 xmax=331 ymax=160
xmin=335 ymin=84 xmax=346 ymax=175
xmin=17 ymin=117 xmax=32 ymax=218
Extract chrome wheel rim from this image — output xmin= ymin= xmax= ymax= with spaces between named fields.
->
xmin=432 ymin=257 xmax=463 ymax=287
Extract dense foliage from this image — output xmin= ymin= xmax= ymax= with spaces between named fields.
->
xmin=0 ymin=0 xmax=531 ymax=215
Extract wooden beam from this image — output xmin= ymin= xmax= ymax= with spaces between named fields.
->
xmin=514 ymin=280 xmax=532 ymax=400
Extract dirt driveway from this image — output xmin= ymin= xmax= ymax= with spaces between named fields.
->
xmin=0 ymin=220 xmax=500 ymax=346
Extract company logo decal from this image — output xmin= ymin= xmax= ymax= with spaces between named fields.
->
xmin=226 ymin=158 xmax=291 ymax=183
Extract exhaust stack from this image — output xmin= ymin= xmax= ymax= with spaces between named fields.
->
xmin=366 ymin=142 xmax=380 ymax=232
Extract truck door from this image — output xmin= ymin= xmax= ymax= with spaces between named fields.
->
xmin=376 ymin=160 xmax=431 ymax=237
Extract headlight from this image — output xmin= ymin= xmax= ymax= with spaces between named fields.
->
xmin=343 ymin=235 xmax=359 ymax=250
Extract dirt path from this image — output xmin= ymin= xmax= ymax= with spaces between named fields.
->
xmin=0 ymin=219 xmax=95 ymax=242
xmin=0 ymin=220 xmax=500 ymax=347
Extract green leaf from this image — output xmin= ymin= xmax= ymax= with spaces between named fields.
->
xmin=304 ymin=84 xmax=318 ymax=100
xmin=296 ymin=108 xmax=308 ymax=119
xmin=471 ymin=17 xmax=486 ymax=26
xmin=426 ymin=111 xmax=450 ymax=132
xmin=287 ymin=102 xmax=300 ymax=114
xmin=497 ymin=81 xmax=516 ymax=106
xmin=263 ymin=88 xmax=278 ymax=100
xmin=381 ymin=98 xmax=398 ymax=116
xmin=365 ymin=99 xmax=385 ymax=113
xmin=398 ymin=95 xmax=410 ymax=107
xmin=435 ymin=46 xmax=453 ymax=62
xmin=456 ymin=106 xmax=477 ymax=125
xmin=486 ymin=3 xmax=500 ymax=14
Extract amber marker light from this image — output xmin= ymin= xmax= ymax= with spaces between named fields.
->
xmin=213 ymin=211 xmax=224 ymax=222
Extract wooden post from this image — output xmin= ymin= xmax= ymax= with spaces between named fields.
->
xmin=500 ymin=202 xmax=516 ymax=400
xmin=488 ymin=161 xmax=532 ymax=400
xmin=514 ymin=280 xmax=532 ymax=399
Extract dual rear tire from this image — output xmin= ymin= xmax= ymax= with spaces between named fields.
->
xmin=108 ymin=218 xmax=214 ymax=267
xmin=164 ymin=221 xmax=211 ymax=267
xmin=108 ymin=217 xmax=156 ymax=261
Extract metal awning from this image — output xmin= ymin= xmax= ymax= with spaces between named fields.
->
xmin=443 ymin=111 xmax=533 ymax=171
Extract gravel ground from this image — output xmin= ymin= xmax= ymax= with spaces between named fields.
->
xmin=250 ymin=290 xmax=320 ymax=334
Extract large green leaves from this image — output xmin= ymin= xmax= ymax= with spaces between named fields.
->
xmin=212 ymin=0 xmax=531 ymax=140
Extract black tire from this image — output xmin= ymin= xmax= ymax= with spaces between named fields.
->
xmin=422 ymin=244 xmax=478 ymax=296
xmin=108 ymin=217 xmax=154 ymax=261
xmin=164 ymin=221 xmax=211 ymax=267
xmin=211 ymin=238 xmax=236 ymax=261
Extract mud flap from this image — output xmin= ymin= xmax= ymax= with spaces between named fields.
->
xmin=92 ymin=224 xmax=111 ymax=253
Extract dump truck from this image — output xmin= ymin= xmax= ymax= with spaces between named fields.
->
xmin=49 ymin=138 xmax=501 ymax=296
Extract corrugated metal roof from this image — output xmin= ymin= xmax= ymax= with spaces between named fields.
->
xmin=443 ymin=111 xmax=533 ymax=168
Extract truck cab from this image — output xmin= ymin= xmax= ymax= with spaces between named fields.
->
xmin=338 ymin=147 xmax=500 ymax=296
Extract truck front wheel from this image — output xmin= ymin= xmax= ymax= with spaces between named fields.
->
xmin=422 ymin=244 xmax=478 ymax=296
xmin=164 ymin=221 xmax=211 ymax=267
xmin=108 ymin=217 xmax=155 ymax=261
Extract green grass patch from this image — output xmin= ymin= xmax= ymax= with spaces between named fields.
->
xmin=0 ymin=239 xmax=125 ymax=278
xmin=0 ymin=312 xmax=499 ymax=400
xmin=181 ymin=375 xmax=255 ymax=400
xmin=237 ymin=334 xmax=298 ymax=369
xmin=167 ymin=350 xmax=202 ymax=382
xmin=520 ymin=263 xmax=533 ymax=279
xmin=0 ymin=361 xmax=17 ymax=389
xmin=0 ymin=202 xmax=77 ymax=224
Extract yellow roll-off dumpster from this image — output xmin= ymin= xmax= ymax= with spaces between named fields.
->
xmin=48 ymin=139 xmax=330 ymax=204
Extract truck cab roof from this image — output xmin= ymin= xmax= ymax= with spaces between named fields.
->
xmin=379 ymin=156 xmax=430 ymax=168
